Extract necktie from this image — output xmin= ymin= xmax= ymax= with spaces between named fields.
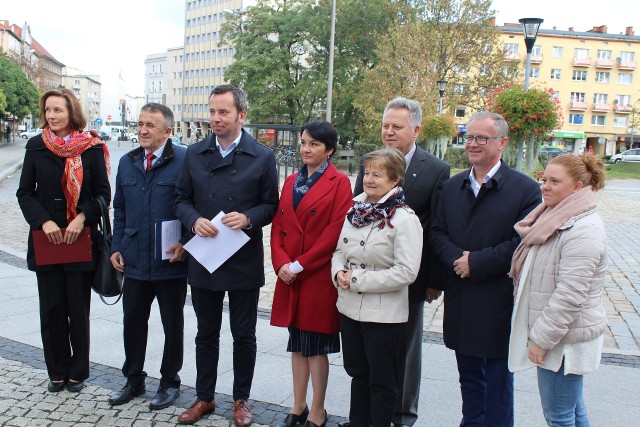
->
xmin=146 ymin=153 xmax=155 ymax=173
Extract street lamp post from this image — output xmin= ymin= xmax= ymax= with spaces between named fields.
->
xmin=326 ymin=0 xmax=336 ymax=122
xmin=435 ymin=80 xmax=447 ymax=158
xmin=517 ymin=17 xmax=544 ymax=171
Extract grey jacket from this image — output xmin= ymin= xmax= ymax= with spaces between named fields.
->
xmin=331 ymin=189 xmax=423 ymax=323
xmin=527 ymin=210 xmax=608 ymax=350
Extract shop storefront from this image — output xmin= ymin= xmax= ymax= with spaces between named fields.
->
xmin=616 ymin=134 xmax=640 ymax=153
xmin=551 ymin=130 xmax=585 ymax=153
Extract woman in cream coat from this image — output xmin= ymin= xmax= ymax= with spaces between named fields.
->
xmin=332 ymin=148 xmax=422 ymax=427
xmin=509 ymin=153 xmax=607 ymax=427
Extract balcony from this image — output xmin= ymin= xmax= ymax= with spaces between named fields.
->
xmin=569 ymin=102 xmax=588 ymax=111
xmin=592 ymin=103 xmax=611 ymax=112
xmin=530 ymin=54 xmax=543 ymax=64
xmin=618 ymin=61 xmax=637 ymax=70
xmin=614 ymin=105 xmax=633 ymax=113
xmin=596 ymin=59 xmax=614 ymax=68
xmin=504 ymin=52 xmax=520 ymax=61
xmin=572 ymin=58 xmax=592 ymax=67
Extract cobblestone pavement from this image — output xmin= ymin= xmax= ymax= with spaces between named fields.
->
xmin=1 ymin=149 xmax=639 ymax=355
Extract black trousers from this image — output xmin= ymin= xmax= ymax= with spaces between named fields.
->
xmin=36 ymin=268 xmax=92 ymax=382
xmin=340 ymin=314 xmax=405 ymax=427
xmin=191 ymin=287 xmax=259 ymax=402
xmin=121 ymin=277 xmax=187 ymax=389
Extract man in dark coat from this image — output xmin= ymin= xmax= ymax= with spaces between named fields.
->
xmin=350 ymin=97 xmax=450 ymax=427
xmin=174 ymin=85 xmax=279 ymax=427
xmin=430 ymin=111 xmax=541 ymax=427
xmin=108 ymin=103 xmax=188 ymax=411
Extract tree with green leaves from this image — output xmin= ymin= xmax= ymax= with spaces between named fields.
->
xmin=0 ymin=55 xmax=40 ymax=124
xmin=353 ymin=0 xmax=515 ymax=143
xmin=420 ymin=114 xmax=458 ymax=159
xmin=487 ymin=84 xmax=561 ymax=171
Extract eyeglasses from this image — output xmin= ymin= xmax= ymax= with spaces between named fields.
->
xmin=464 ymin=135 xmax=503 ymax=145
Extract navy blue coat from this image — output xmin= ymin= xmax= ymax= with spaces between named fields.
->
xmin=429 ymin=161 xmax=541 ymax=358
xmin=111 ymin=140 xmax=188 ymax=281
xmin=174 ymin=130 xmax=279 ymax=291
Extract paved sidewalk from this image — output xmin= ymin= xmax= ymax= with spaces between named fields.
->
xmin=1 ymin=141 xmax=640 ymax=425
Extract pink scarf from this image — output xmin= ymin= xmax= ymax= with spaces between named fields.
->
xmin=509 ymin=186 xmax=596 ymax=295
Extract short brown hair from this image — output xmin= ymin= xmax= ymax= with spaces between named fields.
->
xmin=38 ymin=88 xmax=87 ymax=131
xmin=549 ymin=153 xmax=605 ymax=191
xmin=363 ymin=147 xmax=406 ymax=186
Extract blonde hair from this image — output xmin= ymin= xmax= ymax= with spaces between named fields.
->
xmin=549 ymin=153 xmax=605 ymax=191
xmin=363 ymin=147 xmax=406 ymax=186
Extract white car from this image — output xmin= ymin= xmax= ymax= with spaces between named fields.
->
xmin=19 ymin=129 xmax=42 ymax=139
xmin=610 ymin=149 xmax=640 ymax=163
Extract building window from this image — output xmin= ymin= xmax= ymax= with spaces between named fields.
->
xmin=569 ymin=114 xmax=583 ymax=124
xmin=618 ymin=73 xmax=633 ymax=84
xmin=532 ymin=45 xmax=542 ymax=55
xmin=529 ymin=67 xmax=540 ymax=78
xmin=620 ymin=51 xmax=635 ymax=62
xmin=595 ymin=71 xmax=610 ymax=83
xmin=597 ymin=50 xmax=612 ymax=60
xmin=572 ymin=70 xmax=587 ymax=81
xmin=455 ymin=107 xmax=466 ymax=118
xmin=574 ymin=48 xmax=589 ymax=59
xmin=591 ymin=115 xmax=606 ymax=126
xmin=614 ymin=116 xmax=629 ymax=127
xmin=551 ymin=69 xmax=561 ymax=80
xmin=616 ymin=95 xmax=631 ymax=105
xmin=570 ymin=92 xmax=586 ymax=102
xmin=551 ymin=91 xmax=560 ymax=100
xmin=593 ymin=93 xmax=608 ymax=104
xmin=503 ymin=43 xmax=519 ymax=54
xmin=552 ymin=46 xmax=563 ymax=58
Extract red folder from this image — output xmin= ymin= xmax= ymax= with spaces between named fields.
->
xmin=32 ymin=227 xmax=93 ymax=266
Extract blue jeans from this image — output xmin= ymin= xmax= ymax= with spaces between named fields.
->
xmin=537 ymin=365 xmax=590 ymax=427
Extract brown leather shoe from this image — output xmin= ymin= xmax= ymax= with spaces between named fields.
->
xmin=177 ymin=399 xmax=216 ymax=424
xmin=233 ymin=399 xmax=253 ymax=426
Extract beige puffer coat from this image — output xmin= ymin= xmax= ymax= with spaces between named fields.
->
xmin=527 ymin=209 xmax=607 ymax=351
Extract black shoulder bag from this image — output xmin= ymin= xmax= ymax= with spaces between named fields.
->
xmin=91 ymin=195 xmax=124 ymax=305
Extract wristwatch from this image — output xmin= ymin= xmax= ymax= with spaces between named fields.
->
xmin=243 ymin=213 xmax=252 ymax=230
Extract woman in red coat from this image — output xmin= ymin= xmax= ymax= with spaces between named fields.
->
xmin=271 ymin=121 xmax=353 ymax=427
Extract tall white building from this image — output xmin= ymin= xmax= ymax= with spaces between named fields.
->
xmin=145 ymin=52 xmax=168 ymax=105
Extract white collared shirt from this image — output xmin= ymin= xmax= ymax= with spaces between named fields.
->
xmin=404 ymin=143 xmax=417 ymax=171
xmin=216 ymin=133 xmax=242 ymax=158
xmin=469 ymin=160 xmax=501 ymax=197
xmin=145 ymin=142 xmax=167 ymax=170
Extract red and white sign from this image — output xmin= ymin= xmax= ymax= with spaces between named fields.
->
xmin=106 ymin=115 xmax=112 ymax=121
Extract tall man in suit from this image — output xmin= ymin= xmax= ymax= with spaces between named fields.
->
xmin=349 ymin=97 xmax=450 ymax=427
xmin=430 ymin=111 xmax=541 ymax=426
xmin=109 ymin=103 xmax=188 ymax=410
xmin=174 ymin=85 xmax=279 ymax=427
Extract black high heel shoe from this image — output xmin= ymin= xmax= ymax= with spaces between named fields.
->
xmin=305 ymin=410 xmax=327 ymax=427
xmin=276 ymin=406 xmax=309 ymax=427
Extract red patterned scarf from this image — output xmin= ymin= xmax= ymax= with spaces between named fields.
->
xmin=42 ymin=126 xmax=111 ymax=223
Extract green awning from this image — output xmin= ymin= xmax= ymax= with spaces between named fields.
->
xmin=553 ymin=130 xmax=585 ymax=139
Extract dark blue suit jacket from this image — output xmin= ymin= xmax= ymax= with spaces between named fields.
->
xmin=174 ymin=129 xmax=279 ymax=291
xmin=429 ymin=161 xmax=541 ymax=358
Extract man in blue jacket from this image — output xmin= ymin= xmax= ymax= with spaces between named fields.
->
xmin=430 ymin=111 xmax=541 ymax=427
xmin=108 ymin=103 xmax=188 ymax=411
xmin=174 ymin=85 xmax=279 ymax=426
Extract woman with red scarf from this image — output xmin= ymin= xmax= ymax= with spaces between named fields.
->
xmin=17 ymin=88 xmax=111 ymax=393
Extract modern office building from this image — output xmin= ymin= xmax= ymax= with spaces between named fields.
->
xmin=499 ymin=23 xmax=640 ymax=155
xmin=167 ymin=47 xmax=185 ymax=136
xmin=62 ymin=71 xmax=102 ymax=130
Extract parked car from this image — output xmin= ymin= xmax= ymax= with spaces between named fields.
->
xmin=539 ymin=146 xmax=568 ymax=159
xmin=91 ymin=130 xmax=111 ymax=141
xmin=19 ymin=129 xmax=42 ymax=139
xmin=130 ymin=131 xmax=138 ymax=143
xmin=610 ymin=149 xmax=640 ymax=163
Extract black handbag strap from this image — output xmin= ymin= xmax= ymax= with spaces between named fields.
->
xmin=95 ymin=195 xmax=111 ymax=235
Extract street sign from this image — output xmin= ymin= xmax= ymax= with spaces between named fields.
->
xmin=95 ymin=118 xmax=102 ymax=125
xmin=106 ymin=115 xmax=112 ymax=121
xmin=598 ymin=137 xmax=606 ymax=145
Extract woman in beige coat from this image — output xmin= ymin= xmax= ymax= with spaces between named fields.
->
xmin=331 ymin=148 xmax=422 ymax=427
xmin=508 ymin=153 xmax=607 ymax=426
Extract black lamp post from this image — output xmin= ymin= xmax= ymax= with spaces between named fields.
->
xmin=516 ymin=17 xmax=544 ymax=171
xmin=436 ymin=79 xmax=447 ymax=115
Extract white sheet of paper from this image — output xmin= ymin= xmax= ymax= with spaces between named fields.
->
xmin=161 ymin=220 xmax=182 ymax=260
xmin=183 ymin=211 xmax=251 ymax=273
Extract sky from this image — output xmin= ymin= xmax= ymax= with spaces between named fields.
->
xmin=490 ymin=0 xmax=639 ymax=34
xmin=2 ymin=1 xmax=639 ymax=97
xmin=2 ymin=1 xmax=185 ymax=96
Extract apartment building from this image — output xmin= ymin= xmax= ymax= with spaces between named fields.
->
xmin=62 ymin=72 xmax=102 ymax=130
xmin=145 ymin=52 xmax=168 ymax=105
xmin=499 ymin=24 xmax=640 ymax=155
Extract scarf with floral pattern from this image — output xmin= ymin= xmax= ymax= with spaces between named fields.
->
xmin=292 ymin=158 xmax=329 ymax=210
xmin=42 ymin=127 xmax=111 ymax=223
xmin=347 ymin=186 xmax=406 ymax=229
